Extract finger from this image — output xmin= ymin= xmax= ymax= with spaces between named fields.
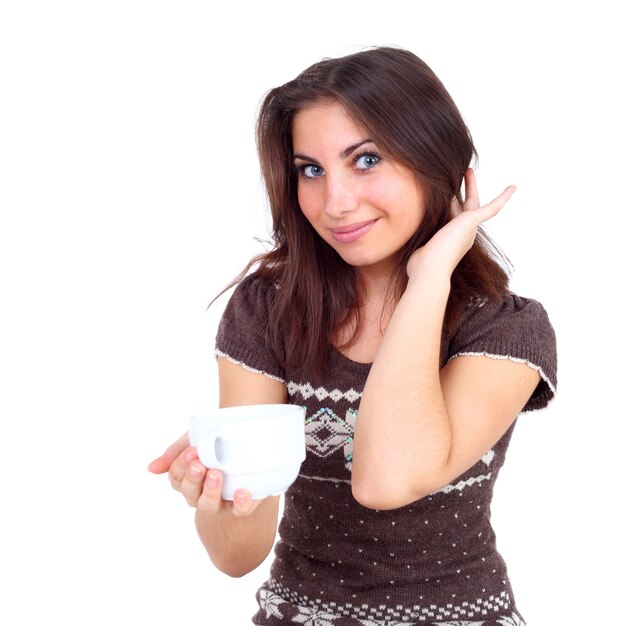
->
xmin=148 ymin=432 xmax=190 ymax=474
xmin=196 ymin=469 xmax=225 ymax=514
xmin=180 ymin=460 xmax=209 ymax=507
xmin=479 ymin=184 xmax=516 ymax=220
xmin=467 ymin=185 xmax=515 ymax=228
xmin=231 ymin=490 xmax=259 ymax=517
xmin=450 ymin=197 xmax=463 ymax=219
xmin=463 ymin=168 xmax=480 ymax=210
xmin=168 ymin=446 xmax=198 ymax=489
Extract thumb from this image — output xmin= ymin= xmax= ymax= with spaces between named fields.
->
xmin=148 ymin=432 xmax=189 ymax=474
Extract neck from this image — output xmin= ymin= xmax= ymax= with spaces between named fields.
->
xmin=356 ymin=263 xmax=397 ymax=304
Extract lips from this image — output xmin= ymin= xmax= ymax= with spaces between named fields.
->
xmin=329 ymin=220 xmax=377 ymax=244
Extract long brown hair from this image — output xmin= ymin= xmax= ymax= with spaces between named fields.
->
xmin=232 ymin=47 xmax=509 ymax=379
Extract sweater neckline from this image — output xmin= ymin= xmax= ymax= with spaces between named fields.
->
xmin=330 ymin=345 xmax=374 ymax=370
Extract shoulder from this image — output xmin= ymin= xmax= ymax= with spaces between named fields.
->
xmin=225 ymin=274 xmax=279 ymax=315
xmin=453 ymin=293 xmax=556 ymax=349
xmin=215 ymin=274 xmax=285 ymax=382
xmin=446 ymin=292 xmax=557 ymax=412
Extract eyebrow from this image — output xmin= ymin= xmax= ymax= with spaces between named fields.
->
xmin=293 ymin=138 xmax=374 ymax=163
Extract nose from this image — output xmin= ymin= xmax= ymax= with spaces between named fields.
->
xmin=324 ymin=172 xmax=358 ymax=218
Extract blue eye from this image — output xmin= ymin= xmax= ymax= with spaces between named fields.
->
xmin=354 ymin=153 xmax=381 ymax=170
xmin=301 ymin=164 xmax=325 ymax=178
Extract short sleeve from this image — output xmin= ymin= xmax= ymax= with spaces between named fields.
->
xmin=446 ymin=294 xmax=557 ymax=412
xmin=214 ymin=276 xmax=286 ymax=383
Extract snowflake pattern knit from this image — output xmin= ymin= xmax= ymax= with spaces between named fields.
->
xmin=215 ymin=277 xmax=557 ymax=625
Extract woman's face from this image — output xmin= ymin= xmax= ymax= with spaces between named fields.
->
xmin=292 ymin=100 xmax=425 ymax=279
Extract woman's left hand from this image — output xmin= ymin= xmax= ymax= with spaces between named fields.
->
xmin=406 ymin=168 xmax=516 ymax=280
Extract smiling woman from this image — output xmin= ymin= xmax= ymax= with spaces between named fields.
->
xmin=252 ymin=48 xmax=514 ymax=378
xmin=293 ymin=101 xmax=424 ymax=275
xmin=149 ymin=46 xmax=557 ymax=626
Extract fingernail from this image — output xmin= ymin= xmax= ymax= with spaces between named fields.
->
xmin=190 ymin=463 xmax=203 ymax=476
xmin=206 ymin=471 xmax=219 ymax=489
xmin=234 ymin=490 xmax=249 ymax=505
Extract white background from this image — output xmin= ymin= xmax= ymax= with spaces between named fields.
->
xmin=1 ymin=1 xmax=623 ymax=624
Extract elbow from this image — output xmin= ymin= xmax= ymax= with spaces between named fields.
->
xmin=351 ymin=483 xmax=394 ymax=510
xmin=350 ymin=462 xmax=447 ymax=510
xmin=351 ymin=478 xmax=431 ymax=511
xmin=212 ymin=557 xmax=260 ymax=579
xmin=350 ymin=446 xmax=451 ymax=510
xmin=221 ymin=567 xmax=250 ymax=579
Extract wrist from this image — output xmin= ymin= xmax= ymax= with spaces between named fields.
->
xmin=406 ymin=263 xmax=452 ymax=295
xmin=406 ymin=248 xmax=455 ymax=282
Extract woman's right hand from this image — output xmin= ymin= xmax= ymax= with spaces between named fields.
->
xmin=148 ymin=434 xmax=263 ymax=517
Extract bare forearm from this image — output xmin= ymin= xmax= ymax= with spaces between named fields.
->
xmin=352 ymin=270 xmax=451 ymax=508
xmin=195 ymin=495 xmax=280 ymax=577
xmin=351 ymin=175 xmax=519 ymax=510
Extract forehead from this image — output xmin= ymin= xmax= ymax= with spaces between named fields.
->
xmin=292 ymin=100 xmax=367 ymax=150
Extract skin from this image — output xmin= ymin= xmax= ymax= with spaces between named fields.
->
xmin=293 ymin=100 xmax=425 ymax=282
xmin=148 ymin=99 xmax=540 ymax=573
xmin=148 ymin=358 xmax=286 ymax=577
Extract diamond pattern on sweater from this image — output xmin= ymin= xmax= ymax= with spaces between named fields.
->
xmin=305 ymin=408 xmax=354 ymax=457
xmin=288 ymin=381 xmax=361 ymax=403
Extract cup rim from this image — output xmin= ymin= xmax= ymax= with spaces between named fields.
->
xmin=189 ymin=403 xmax=304 ymax=425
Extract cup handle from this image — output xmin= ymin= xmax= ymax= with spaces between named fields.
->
xmin=191 ymin=430 xmax=226 ymax=471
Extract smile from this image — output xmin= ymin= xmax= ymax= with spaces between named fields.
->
xmin=329 ymin=220 xmax=377 ymax=244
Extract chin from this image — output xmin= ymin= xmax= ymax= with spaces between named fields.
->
xmin=338 ymin=253 xmax=377 ymax=267
xmin=346 ymin=257 xmax=393 ymax=273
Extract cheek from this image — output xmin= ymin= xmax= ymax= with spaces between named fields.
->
xmin=393 ymin=193 xmax=426 ymax=237
xmin=371 ymin=179 xmax=423 ymax=220
xmin=297 ymin=185 xmax=319 ymax=223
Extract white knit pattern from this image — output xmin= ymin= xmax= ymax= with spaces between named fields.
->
xmin=214 ymin=349 xmax=286 ymax=382
xmin=305 ymin=407 xmax=353 ymax=458
xmin=260 ymin=581 xmax=522 ymax=624
xmin=449 ymin=351 xmax=556 ymax=397
xmin=288 ymin=381 xmax=362 ymax=403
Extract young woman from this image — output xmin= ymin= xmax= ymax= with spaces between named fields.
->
xmin=149 ymin=47 xmax=557 ymax=625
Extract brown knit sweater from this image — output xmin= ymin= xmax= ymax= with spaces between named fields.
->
xmin=215 ymin=276 xmax=557 ymax=626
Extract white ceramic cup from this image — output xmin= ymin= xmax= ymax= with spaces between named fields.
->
xmin=188 ymin=404 xmax=306 ymax=500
